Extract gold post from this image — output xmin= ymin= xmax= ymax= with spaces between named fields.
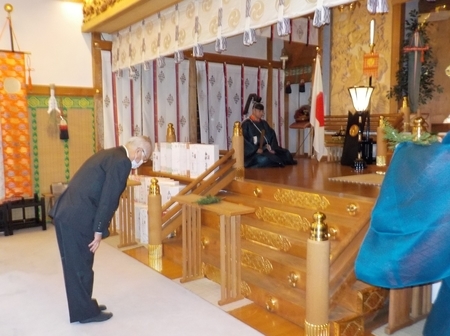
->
xmin=166 ymin=123 xmax=176 ymax=142
xmin=231 ymin=121 xmax=244 ymax=180
xmin=148 ymin=178 xmax=162 ymax=270
xmin=376 ymin=116 xmax=387 ymax=167
xmin=400 ymin=97 xmax=411 ymax=132
xmin=305 ymin=212 xmax=330 ymax=336
xmin=412 ymin=117 xmax=428 ymax=141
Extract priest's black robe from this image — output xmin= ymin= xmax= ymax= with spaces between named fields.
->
xmin=242 ymin=118 xmax=297 ymax=168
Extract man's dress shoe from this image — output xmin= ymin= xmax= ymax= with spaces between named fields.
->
xmin=98 ymin=304 xmax=107 ymax=311
xmin=80 ymin=312 xmax=113 ymax=324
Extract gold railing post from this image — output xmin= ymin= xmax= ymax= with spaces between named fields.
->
xmin=148 ymin=178 xmax=162 ymax=270
xmin=305 ymin=212 xmax=330 ymax=336
xmin=232 ymin=121 xmax=244 ymax=179
xmin=166 ymin=123 xmax=176 ymax=142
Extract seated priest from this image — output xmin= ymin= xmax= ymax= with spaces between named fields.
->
xmin=242 ymin=102 xmax=297 ymax=168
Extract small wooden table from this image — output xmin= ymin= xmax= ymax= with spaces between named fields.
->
xmin=289 ymin=121 xmax=312 ymax=156
xmin=173 ymin=194 xmax=254 ymax=305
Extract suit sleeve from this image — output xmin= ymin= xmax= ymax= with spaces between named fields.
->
xmin=92 ymin=157 xmax=131 ymax=236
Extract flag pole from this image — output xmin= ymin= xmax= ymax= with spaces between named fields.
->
xmin=4 ymin=4 xmax=14 ymax=52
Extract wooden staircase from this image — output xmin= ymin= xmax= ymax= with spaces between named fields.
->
xmin=162 ymin=177 xmax=388 ymax=335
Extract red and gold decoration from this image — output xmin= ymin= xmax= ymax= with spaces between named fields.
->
xmin=363 ymin=19 xmax=379 ymax=78
xmin=0 ymin=51 xmax=32 ymax=197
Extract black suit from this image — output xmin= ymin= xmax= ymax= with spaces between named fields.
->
xmin=49 ymin=146 xmax=131 ymax=322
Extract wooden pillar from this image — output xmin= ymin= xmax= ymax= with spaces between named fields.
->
xmin=305 ymin=212 xmax=330 ymax=336
xmin=231 ymin=121 xmax=244 ymax=180
xmin=148 ymin=178 xmax=162 ymax=270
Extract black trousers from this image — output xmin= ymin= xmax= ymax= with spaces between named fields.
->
xmin=54 ymin=221 xmax=101 ymax=322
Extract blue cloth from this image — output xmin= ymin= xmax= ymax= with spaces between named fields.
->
xmin=355 ymin=133 xmax=450 ymax=335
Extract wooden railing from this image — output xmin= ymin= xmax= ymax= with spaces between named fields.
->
xmin=159 ymin=149 xmax=236 ymax=238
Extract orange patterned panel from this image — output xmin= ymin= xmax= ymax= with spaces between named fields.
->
xmin=0 ymin=51 xmax=32 ymax=197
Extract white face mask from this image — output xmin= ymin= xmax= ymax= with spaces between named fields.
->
xmin=131 ymin=148 xmax=146 ymax=169
xmin=131 ymin=158 xmax=143 ymax=169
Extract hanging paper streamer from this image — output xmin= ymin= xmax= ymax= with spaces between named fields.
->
xmin=277 ymin=0 xmax=291 ymax=36
xmin=215 ymin=5 xmax=227 ymax=53
xmin=59 ymin=116 xmax=69 ymax=140
xmin=48 ymin=84 xmax=60 ymax=114
xmin=312 ymin=0 xmax=330 ymax=28
xmin=367 ymin=0 xmax=388 ymax=14
xmin=243 ymin=0 xmax=256 ymax=46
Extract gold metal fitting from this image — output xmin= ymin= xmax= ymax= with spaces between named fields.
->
xmin=149 ymin=178 xmax=160 ymax=195
xmin=304 ymin=320 xmax=330 ymax=336
xmin=253 ymin=187 xmax=262 ymax=197
xmin=233 ymin=121 xmax=242 ymax=136
xmin=412 ymin=117 xmax=428 ymax=141
xmin=201 ymin=236 xmax=209 ymax=249
xmin=265 ymin=296 xmax=278 ymax=312
xmin=4 ymin=4 xmax=13 ymax=13
xmin=328 ymin=226 xmax=338 ymax=240
xmin=310 ymin=212 xmax=329 ymax=241
xmin=287 ymin=272 xmax=300 ymax=287
xmin=346 ymin=203 xmax=358 ymax=215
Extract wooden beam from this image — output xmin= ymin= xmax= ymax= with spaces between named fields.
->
xmin=92 ymin=32 xmax=104 ymax=151
xmin=82 ymin=0 xmax=180 ymax=33
xmin=28 ymin=85 xmax=97 ymax=97
xmin=389 ymin=2 xmax=404 ymax=114
xmin=183 ymin=50 xmax=282 ymax=69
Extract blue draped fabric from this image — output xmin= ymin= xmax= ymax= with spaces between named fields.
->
xmin=355 ymin=132 xmax=450 ymax=335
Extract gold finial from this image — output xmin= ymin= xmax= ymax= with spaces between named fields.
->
xmin=4 ymin=4 xmax=13 ymax=13
xmin=149 ymin=178 xmax=160 ymax=195
xmin=310 ymin=212 xmax=329 ymax=241
xmin=378 ymin=116 xmax=385 ymax=127
xmin=233 ymin=121 xmax=242 ymax=136
xmin=402 ymin=96 xmax=409 ymax=108
xmin=412 ymin=117 xmax=428 ymax=141
xmin=166 ymin=123 xmax=176 ymax=142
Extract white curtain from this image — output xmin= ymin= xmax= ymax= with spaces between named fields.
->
xmin=155 ymin=58 xmax=178 ymax=142
xmin=206 ymin=63 xmax=227 ymax=149
xmin=196 ymin=61 xmax=209 ymax=145
xmin=104 ymin=58 xmax=189 ymax=148
xmin=198 ymin=62 xmax=268 ymax=150
xmin=177 ymin=61 xmax=191 ymax=143
xmin=225 ymin=64 xmax=243 ymax=150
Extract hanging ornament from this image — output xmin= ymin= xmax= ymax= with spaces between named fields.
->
xmin=367 ymin=0 xmax=389 ymax=14
xmin=312 ymin=0 xmax=330 ymax=28
xmin=363 ymin=19 xmax=379 ymax=78
xmin=243 ymin=0 xmax=256 ymax=46
xmin=59 ymin=115 xmax=69 ymax=140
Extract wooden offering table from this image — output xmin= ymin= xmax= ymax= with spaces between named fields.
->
xmin=289 ymin=121 xmax=312 ymax=156
xmin=173 ymin=194 xmax=254 ymax=305
xmin=113 ymin=178 xmax=141 ymax=248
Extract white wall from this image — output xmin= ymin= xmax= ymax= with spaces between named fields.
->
xmin=0 ymin=0 xmax=92 ymax=87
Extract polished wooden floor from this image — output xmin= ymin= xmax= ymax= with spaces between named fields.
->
xmin=124 ymin=156 xmax=386 ymax=335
